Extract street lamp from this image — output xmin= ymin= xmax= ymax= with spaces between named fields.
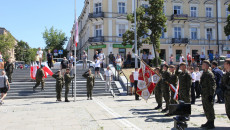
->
xmin=216 ymin=0 xmax=220 ymax=63
xmin=134 ymin=0 xmax=138 ymax=68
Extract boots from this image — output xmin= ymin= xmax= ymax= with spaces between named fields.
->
xmin=201 ymin=120 xmax=215 ymax=129
xmin=201 ymin=121 xmax=209 ymax=128
xmin=154 ymin=105 xmax=162 ymax=110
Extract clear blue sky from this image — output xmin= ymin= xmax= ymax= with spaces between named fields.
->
xmin=0 ymin=0 xmax=84 ymax=49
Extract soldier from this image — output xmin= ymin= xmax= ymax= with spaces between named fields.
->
xmin=200 ymin=60 xmax=216 ymax=129
xmin=82 ymin=69 xmax=95 ymax=100
xmin=169 ymin=65 xmax=178 ymax=105
xmin=52 ymin=70 xmax=64 ymax=102
xmin=64 ymin=68 xmax=74 ymax=102
xmin=160 ymin=64 xmax=170 ymax=112
xmin=4 ymin=59 xmax=14 ymax=83
xmin=154 ymin=67 xmax=163 ymax=110
xmin=33 ymin=65 xmax=45 ymax=91
xmin=175 ymin=62 xmax=192 ymax=103
xmin=221 ymin=58 xmax=230 ymax=120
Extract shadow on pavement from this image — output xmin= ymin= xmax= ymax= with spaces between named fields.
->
xmin=102 ymin=116 xmax=134 ymax=120
xmin=115 ymin=99 xmax=133 ymax=102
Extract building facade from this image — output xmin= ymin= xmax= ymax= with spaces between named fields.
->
xmin=67 ymin=0 xmax=230 ymax=64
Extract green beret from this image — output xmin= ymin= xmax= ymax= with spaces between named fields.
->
xmin=203 ymin=60 xmax=211 ymax=66
xmin=180 ymin=62 xmax=186 ymax=66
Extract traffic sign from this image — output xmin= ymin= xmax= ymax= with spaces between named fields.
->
xmin=54 ymin=49 xmax=58 ymax=53
xmin=58 ymin=50 xmax=63 ymax=55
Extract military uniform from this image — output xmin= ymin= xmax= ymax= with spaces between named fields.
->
xmin=82 ymin=71 xmax=95 ymax=99
xmin=154 ymin=79 xmax=162 ymax=108
xmin=221 ymin=72 xmax=230 ymax=120
xmin=160 ymin=67 xmax=171 ymax=111
xmin=169 ymin=71 xmax=178 ymax=104
xmin=52 ymin=72 xmax=64 ymax=101
xmin=200 ymin=69 xmax=216 ymax=126
xmin=33 ymin=68 xmax=45 ymax=90
xmin=175 ymin=65 xmax=192 ymax=103
xmin=64 ymin=73 xmax=74 ymax=101
xmin=5 ymin=62 xmax=14 ymax=83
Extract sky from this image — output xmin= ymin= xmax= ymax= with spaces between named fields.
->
xmin=0 ymin=0 xmax=84 ymax=49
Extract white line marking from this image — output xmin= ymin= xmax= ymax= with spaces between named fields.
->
xmin=94 ymin=98 xmax=142 ymax=130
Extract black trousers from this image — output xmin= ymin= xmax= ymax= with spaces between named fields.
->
xmin=134 ymin=80 xmax=139 ymax=100
xmin=195 ymin=81 xmax=201 ymax=98
xmin=48 ymin=60 xmax=52 ymax=68
xmin=191 ymin=82 xmax=196 ymax=103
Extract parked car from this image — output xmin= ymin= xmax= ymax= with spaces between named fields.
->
xmin=219 ymin=55 xmax=226 ymax=67
xmin=76 ymin=60 xmax=95 ymax=69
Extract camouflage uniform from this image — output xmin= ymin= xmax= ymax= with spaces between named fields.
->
xmin=160 ymin=68 xmax=170 ymax=110
xmin=52 ymin=73 xmax=64 ymax=101
xmin=34 ymin=68 xmax=45 ymax=90
xmin=200 ymin=70 xmax=216 ymax=122
xmin=169 ymin=71 xmax=178 ymax=104
xmin=64 ymin=73 xmax=74 ymax=101
xmin=221 ymin=72 xmax=230 ymax=120
xmin=175 ymin=67 xmax=192 ymax=103
xmin=82 ymin=71 xmax=95 ymax=98
xmin=5 ymin=62 xmax=14 ymax=83
xmin=154 ymin=79 xmax=162 ymax=107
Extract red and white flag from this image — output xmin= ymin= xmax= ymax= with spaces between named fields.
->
xmin=169 ymin=81 xmax=180 ymax=100
xmin=74 ymin=18 xmax=78 ymax=47
xmin=30 ymin=63 xmax=33 ymax=79
xmin=136 ymin=61 xmax=161 ymax=101
xmin=43 ymin=64 xmax=53 ymax=77
xmin=32 ymin=62 xmax=38 ymax=80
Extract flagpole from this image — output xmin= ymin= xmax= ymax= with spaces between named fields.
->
xmin=74 ymin=0 xmax=77 ymax=102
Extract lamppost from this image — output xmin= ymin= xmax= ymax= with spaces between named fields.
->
xmin=216 ymin=0 xmax=220 ymax=63
xmin=134 ymin=0 xmax=138 ymax=68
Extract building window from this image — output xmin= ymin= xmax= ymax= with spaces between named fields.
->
xmin=190 ymin=7 xmax=197 ymax=17
xmin=118 ymin=2 xmax=126 ymax=14
xmin=206 ymin=7 xmax=212 ymax=18
xmin=118 ymin=24 xmax=126 ymax=37
xmin=174 ymin=27 xmax=181 ymax=38
xmin=95 ymin=3 xmax=102 ymax=13
xmin=95 ymin=25 xmax=102 ymax=37
xmin=174 ymin=6 xmax=181 ymax=14
xmin=226 ymin=7 xmax=230 ymax=17
xmin=191 ymin=28 xmax=197 ymax=40
xmin=160 ymin=28 xmax=165 ymax=39
xmin=159 ymin=49 xmax=166 ymax=61
xmin=206 ymin=28 xmax=213 ymax=40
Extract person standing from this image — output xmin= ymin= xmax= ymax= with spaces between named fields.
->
xmin=109 ymin=52 xmax=114 ymax=64
xmin=95 ymin=57 xmax=101 ymax=78
xmin=160 ymin=64 xmax=170 ymax=112
xmin=222 ymin=58 xmax=230 ymax=120
xmin=209 ymin=52 xmax=214 ymax=63
xmin=64 ymin=68 xmax=74 ymax=102
xmin=187 ymin=53 xmax=192 ymax=66
xmin=115 ymin=55 xmax=122 ymax=71
xmin=134 ymin=68 xmax=139 ymax=100
xmin=5 ymin=59 xmax=14 ymax=83
xmin=142 ymin=51 xmax=148 ymax=64
xmin=200 ymin=52 xmax=206 ymax=64
xmin=129 ymin=71 xmax=135 ymax=95
xmin=195 ymin=67 xmax=201 ymax=98
xmin=93 ymin=51 xmax=99 ymax=61
xmin=195 ymin=52 xmax=200 ymax=66
xmin=52 ymin=70 xmax=64 ymax=102
xmin=154 ymin=67 xmax=163 ymax=110
xmin=68 ymin=53 xmax=74 ymax=70
xmin=148 ymin=52 xmax=154 ymax=67
xmin=215 ymin=52 xmax=219 ymax=61
xmin=190 ymin=67 xmax=196 ymax=104
xmin=169 ymin=54 xmax=174 ymax=65
xmin=212 ymin=61 xmax=224 ymax=103
xmin=104 ymin=66 xmax=113 ymax=92
xmin=82 ymin=51 xmax=88 ymax=69
xmin=47 ymin=50 xmax=53 ymax=68
xmin=169 ymin=65 xmax=178 ymax=104
xmin=61 ymin=57 xmax=69 ymax=76
xmin=37 ymin=47 xmax=43 ymax=66
xmin=179 ymin=54 xmax=185 ymax=64
xmin=200 ymin=60 xmax=216 ymax=129
xmin=99 ymin=51 xmax=105 ymax=68
xmin=0 ymin=71 xmax=10 ymax=105
xmin=126 ymin=52 xmax=132 ymax=68
xmin=35 ymin=54 xmax=40 ymax=65
xmin=33 ymin=65 xmax=45 ymax=91
xmin=82 ymin=69 xmax=95 ymax=100
xmin=176 ymin=62 xmax=192 ymax=103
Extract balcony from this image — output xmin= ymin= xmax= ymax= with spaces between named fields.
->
xmin=88 ymin=36 xmax=104 ymax=43
xmin=172 ymin=38 xmax=189 ymax=46
xmin=171 ymin=14 xmax=188 ymax=22
xmin=88 ymin=12 xmax=104 ymax=18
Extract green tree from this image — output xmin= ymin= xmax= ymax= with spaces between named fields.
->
xmin=43 ymin=26 xmax=67 ymax=52
xmin=225 ymin=4 xmax=230 ymax=36
xmin=0 ymin=33 xmax=15 ymax=61
xmin=15 ymin=40 xmax=31 ymax=63
xmin=122 ymin=0 xmax=167 ymax=66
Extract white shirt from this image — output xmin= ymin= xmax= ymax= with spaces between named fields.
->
xmin=95 ymin=60 xmax=101 ymax=67
xmin=179 ymin=56 xmax=184 ymax=64
xmin=195 ymin=71 xmax=201 ymax=81
xmin=191 ymin=72 xmax=196 ymax=83
xmin=99 ymin=53 xmax=105 ymax=60
xmin=37 ymin=50 xmax=43 ymax=58
xmin=69 ymin=56 xmax=74 ymax=63
xmin=133 ymin=71 xmax=139 ymax=81
xmin=200 ymin=54 xmax=206 ymax=59
xmin=116 ymin=58 xmax=122 ymax=66
xmin=148 ymin=54 xmax=154 ymax=60
xmin=104 ymin=70 xmax=113 ymax=77
xmin=82 ymin=54 xmax=87 ymax=61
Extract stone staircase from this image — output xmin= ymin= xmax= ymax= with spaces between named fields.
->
xmin=4 ymin=68 xmax=120 ymax=99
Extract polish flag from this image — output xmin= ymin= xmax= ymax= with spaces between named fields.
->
xmin=30 ymin=63 xmax=33 ymax=79
xmin=32 ymin=62 xmax=38 ymax=80
xmin=136 ymin=61 xmax=161 ymax=101
xmin=169 ymin=81 xmax=180 ymax=101
xmin=74 ymin=18 xmax=78 ymax=47
xmin=43 ymin=64 xmax=53 ymax=76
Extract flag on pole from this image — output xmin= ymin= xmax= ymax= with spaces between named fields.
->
xmin=169 ymin=81 xmax=180 ymax=101
xmin=74 ymin=18 xmax=78 ymax=47
xmin=136 ymin=61 xmax=161 ymax=101
xmin=32 ymin=62 xmax=38 ymax=80
xmin=43 ymin=64 xmax=53 ymax=76
xmin=30 ymin=63 xmax=33 ymax=79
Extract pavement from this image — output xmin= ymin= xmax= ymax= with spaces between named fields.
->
xmin=0 ymin=95 xmax=230 ymax=130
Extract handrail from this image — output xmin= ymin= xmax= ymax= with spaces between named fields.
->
xmin=114 ymin=65 xmax=129 ymax=95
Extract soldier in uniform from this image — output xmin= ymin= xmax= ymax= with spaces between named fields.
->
xmin=52 ymin=70 xmax=64 ymax=101
xmin=221 ymin=58 xmax=230 ymax=120
xmin=5 ymin=59 xmax=14 ymax=83
xmin=154 ymin=67 xmax=163 ymax=110
xmin=175 ymin=62 xmax=192 ymax=103
xmin=64 ymin=68 xmax=74 ymax=102
xmin=200 ymin=60 xmax=216 ymax=129
xmin=169 ymin=65 xmax=178 ymax=104
xmin=160 ymin=64 xmax=170 ymax=112
xmin=82 ymin=69 xmax=95 ymax=100
xmin=33 ymin=65 xmax=45 ymax=91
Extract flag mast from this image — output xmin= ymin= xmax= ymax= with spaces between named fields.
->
xmin=74 ymin=0 xmax=77 ymax=102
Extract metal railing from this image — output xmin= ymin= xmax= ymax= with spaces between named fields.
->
xmin=88 ymin=36 xmax=104 ymax=42
xmin=114 ymin=64 xmax=129 ymax=95
xmin=88 ymin=12 xmax=104 ymax=18
xmin=171 ymin=14 xmax=188 ymax=20
xmin=172 ymin=38 xmax=189 ymax=44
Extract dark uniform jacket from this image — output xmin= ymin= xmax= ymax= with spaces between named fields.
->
xmin=82 ymin=72 xmax=95 ymax=88
xmin=52 ymin=74 xmax=64 ymax=87
xmin=5 ymin=62 xmax=14 ymax=73
xmin=200 ymin=70 xmax=216 ymax=97
xmin=64 ymin=73 xmax=74 ymax=85
xmin=36 ymin=68 xmax=45 ymax=80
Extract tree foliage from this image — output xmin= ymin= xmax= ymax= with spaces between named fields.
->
xmin=225 ymin=4 xmax=230 ymax=36
xmin=0 ymin=33 xmax=15 ymax=61
xmin=43 ymin=26 xmax=67 ymax=51
xmin=122 ymin=0 xmax=167 ymax=66
xmin=15 ymin=40 xmax=31 ymax=63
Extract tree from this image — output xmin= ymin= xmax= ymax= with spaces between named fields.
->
xmin=225 ymin=4 xmax=230 ymax=36
xmin=0 ymin=33 xmax=15 ymax=61
xmin=15 ymin=40 xmax=31 ymax=63
xmin=43 ymin=26 xmax=67 ymax=52
xmin=122 ymin=0 xmax=167 ymax=66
